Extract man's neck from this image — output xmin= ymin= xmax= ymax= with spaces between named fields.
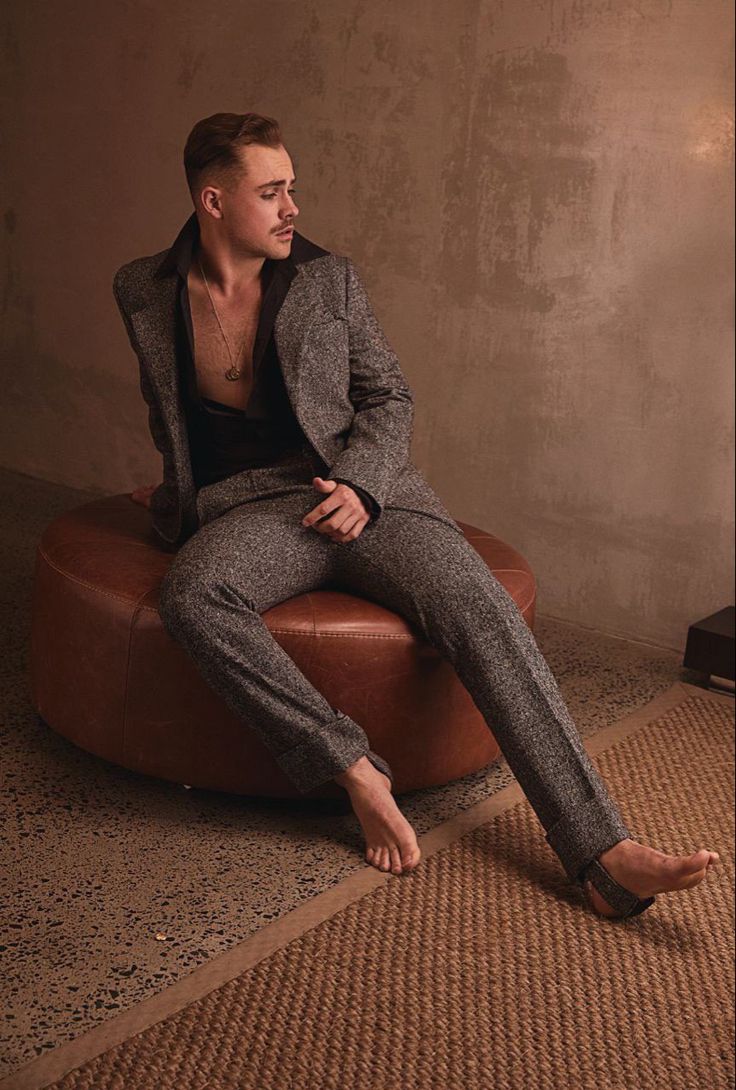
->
xmin=194 ymin=228 xmax=265 ymax=300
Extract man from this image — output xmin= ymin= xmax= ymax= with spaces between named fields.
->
xmin=114 ymin=112 xmax=718 ymax=919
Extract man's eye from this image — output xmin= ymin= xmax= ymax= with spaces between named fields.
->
xmin=262 ymin=189 xmax=297 ymax=200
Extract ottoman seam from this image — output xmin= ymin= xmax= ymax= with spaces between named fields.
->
xmin=37 ymin=546 xmax=149 ymax=607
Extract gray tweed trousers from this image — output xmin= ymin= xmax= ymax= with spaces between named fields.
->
xmin=157 ymin=445 xmax=632 ymax=885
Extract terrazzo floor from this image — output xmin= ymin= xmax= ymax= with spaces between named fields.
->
xmin=0 ymin=465 xmax=717 ymax=1078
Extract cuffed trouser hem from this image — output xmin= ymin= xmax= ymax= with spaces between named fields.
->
xmin=545 ymin=794 xmax=633 ymax=884
xmin=364 ymin=750 xmax=395 ymax=786
xmin=277 ymin=727 xmax=394 ymax=796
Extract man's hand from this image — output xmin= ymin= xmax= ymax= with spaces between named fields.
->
xmin=130 ymin=482 xmax=158 ymax=509
xmin=302 ymin=478 xmax=370 ymax=543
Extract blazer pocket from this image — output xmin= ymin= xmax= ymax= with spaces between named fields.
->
xmin=310 ymin=315 xmax=348 ymax=336
xmin=310 ymin=305 xmax=347 ymax=326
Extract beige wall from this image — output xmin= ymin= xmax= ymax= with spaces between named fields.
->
xmin=2 ymin=1 xmax=733 ymax=650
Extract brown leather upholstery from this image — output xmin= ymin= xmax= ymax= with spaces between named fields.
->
xmin=29 ymin=495 xmax=537 ymax=799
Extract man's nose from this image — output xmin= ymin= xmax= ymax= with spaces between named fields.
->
xmin=282 ymin=194 xmax=298 ymax=218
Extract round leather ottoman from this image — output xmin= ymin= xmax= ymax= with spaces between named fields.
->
xmin=29 ymin=494 xmax=537 ymax=800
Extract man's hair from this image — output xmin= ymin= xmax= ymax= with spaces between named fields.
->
xmin=183 ymin=112 xmax=283 ymax=201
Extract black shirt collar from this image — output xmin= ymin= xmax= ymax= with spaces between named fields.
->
xmin=154 ymin=211 xmax=329 ymax=283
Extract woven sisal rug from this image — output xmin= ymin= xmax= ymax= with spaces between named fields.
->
xmin=5 ymin=681 xmax=734 ymax=1090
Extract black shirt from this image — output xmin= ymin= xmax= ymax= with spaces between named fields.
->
xmin=176 ymin=256 xmax=308 ymax=488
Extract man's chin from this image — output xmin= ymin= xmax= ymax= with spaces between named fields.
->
xmin=269 ymin=239 xmax=292 ymax=258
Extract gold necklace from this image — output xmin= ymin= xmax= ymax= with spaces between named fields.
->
xmin=197 ymin=255 xmax=255 ymax=381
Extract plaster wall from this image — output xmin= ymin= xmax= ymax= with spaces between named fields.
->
xmin=2 ymin=0 xmax=733 ymax=649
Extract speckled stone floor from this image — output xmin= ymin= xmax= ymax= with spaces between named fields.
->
xmin=0 ymin=465 xmax=717 ymax=1078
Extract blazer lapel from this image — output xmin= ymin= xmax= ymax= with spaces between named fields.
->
xmin=130 ymin=259 xmax=334 ymax=477
xmin=134 ymin=259 xmax=324 ymax=420
xmin=273 ymin=266 xmax=332 ymax=430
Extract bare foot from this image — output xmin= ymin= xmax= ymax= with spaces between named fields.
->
xmin=584 ymin=839 xmax=721 ymax=917
xmin=335 ymin=758 xmax=421 ymax=876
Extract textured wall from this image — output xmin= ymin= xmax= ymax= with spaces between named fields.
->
xmin=2 ymin=1 xmax=733 ymax=649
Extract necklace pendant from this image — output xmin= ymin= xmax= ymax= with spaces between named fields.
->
xmin=224 ymin=366 xmax=242 ymax=381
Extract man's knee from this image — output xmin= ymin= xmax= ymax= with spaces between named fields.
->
xmin=158 ymin=564 xmax=198 ymax=632
xmin=406 ymin=555 xmax=517 ymax=633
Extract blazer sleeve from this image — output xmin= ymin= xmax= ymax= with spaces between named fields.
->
xmin=113 ymin=268 xmax=182 ymax=551
xmin=112 ymin=268 xmax=171 ymax=460
xmin=325 ymin=257 xmax=415 ymax=520
xmin=331 ymin=477 xmax=380 ymax=520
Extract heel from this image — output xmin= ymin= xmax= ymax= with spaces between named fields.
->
xmin=580 ymin=858 xmax=656 ymax=919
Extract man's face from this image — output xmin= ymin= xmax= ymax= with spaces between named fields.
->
xmin=214 ymin=143 xmax=299 ymax=260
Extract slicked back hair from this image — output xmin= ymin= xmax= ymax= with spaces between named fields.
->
xmin=183 ymin=111 xmax=283 ymax=202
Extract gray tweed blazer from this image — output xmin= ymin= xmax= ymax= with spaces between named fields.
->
xmin=112 ymin=221 xmax=462 ymax=550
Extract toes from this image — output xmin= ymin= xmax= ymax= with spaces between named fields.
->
xmin=692 ymin=849 xmax=712 ymax=868
xmin=662 ymin=849 xmax=710 ymax=882
xmin=366 ymin=841 xmax=421 ymax=874
xmin=402 ymin=844 xmax=421 ymax=871
xmin=389 ymin=846 xmax=403 ymax=874
xmin=679 ymin=850 xmax=712 ymax=878
xmin=368 ymin=847 xmax=392 ymax=872
xmin=680 ymin=867 xmax=709 ymax=891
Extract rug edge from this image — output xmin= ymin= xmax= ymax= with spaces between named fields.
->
xmin=3 ymin=680 xmax=730 ymax=1090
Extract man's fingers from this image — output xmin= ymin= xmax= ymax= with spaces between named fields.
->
xmin=302 ymin=491 xmax=352 ymax=529
xmin=338 ymin=513 xmax=364 ymax=538
xmin=130 ymin=483 xmax=158 ymax=508
xmin=325 ymin=510 xmax=358 ymax=537
xmin=302 ymin=483 xmax=369 ymax=536
xmin=309 ymin=510 xmax=348 ymax=534
xmin=327 ymin=512 xmax=369 ymax=543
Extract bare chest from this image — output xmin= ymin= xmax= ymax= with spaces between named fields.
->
xmin=187 ymin=271 xmax=263 ymax=411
